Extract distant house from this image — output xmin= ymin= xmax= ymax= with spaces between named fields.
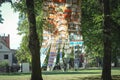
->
xmin=0 ymin=34 xmax=17 ymax=66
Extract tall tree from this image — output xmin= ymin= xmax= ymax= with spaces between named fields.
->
xmin=81 ymin=0 xmax=120 ymax=68
xmin=110 ymin=0 xmax=120 ymax=67
xmin=13 ymin=0 xmax=43 ymax=64
xmin=26 ymin=0 xmax=43 ymax=80
xmin=81 ymin=0 xmax=104 ymax=66
xmin=102 ymin=0 xmax=112 ymax=80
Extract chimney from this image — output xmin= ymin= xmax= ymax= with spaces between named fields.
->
xmin=6 ymin=34 xmax=10 ymax=48
xmin=2 ymin=34 xmax=10 ymax=48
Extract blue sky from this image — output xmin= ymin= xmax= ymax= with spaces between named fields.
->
xmin=0 ymin=3 xmax=22 ymax=49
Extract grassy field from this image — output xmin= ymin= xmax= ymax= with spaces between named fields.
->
xmin=0 ymin=68 xmax=120 ymax=80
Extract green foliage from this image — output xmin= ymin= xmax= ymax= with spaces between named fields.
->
xmin=81 ymin=0 xmax=104 ymax=61
xmin=110 ymin=0 xmax=120 ymax=65
xmin=81 ymin=0 xmax=120 ymax=66
xmin=15 ymin=35 xmax=31 ymax=63
xmin=36 ymin=11 xmax=44 ymax=47
xmin=12 ymin=0 xmax=44 ymax=63
xmin=5 ymin=0 xmax=120 ymax=67
xmin=0 ymin=11 xmax=4 ymax=23
xmin=0 ymin=60 xmax=9 ymax=67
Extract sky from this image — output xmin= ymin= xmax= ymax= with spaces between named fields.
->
xmin=0 ymin=3 xmax=22 ymax=49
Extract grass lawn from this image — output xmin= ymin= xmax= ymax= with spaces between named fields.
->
xmin=0 ymin=68 xmax=120 ymax=80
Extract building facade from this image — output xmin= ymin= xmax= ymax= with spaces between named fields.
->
xmin=0 ymin=34 xmax=15 ymax=66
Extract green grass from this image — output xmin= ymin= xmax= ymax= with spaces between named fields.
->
xmin=0 ymin=68 xmax=120 ymax=80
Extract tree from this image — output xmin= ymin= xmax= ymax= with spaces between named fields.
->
xmin=12 ymin=0 xmax=43 ymax=79
xmin=15 ymin=35 xmax=31 ymax=63
xmin=110 ymin=0 xmax=120 ymax=67
xmin=0 ymin=10 xmax=4 ymax=23
xmin=102 ymin=0 xmax=112 ymax=80
xmin=26 ymin=0 xmax=43 ymax=80
xmin=81 ymin=0 xmax=120 ymax=79
xmin=81 ymin=0 xmax=104 ymax=67
xmin=14 ymin=0 xmax=43 ymax=64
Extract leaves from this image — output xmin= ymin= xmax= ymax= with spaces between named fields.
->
xmin=13 ymin=0 xmax=44 ymax=63
xmin=81 ymin=0 xmax=103 ymax=59
xmin=11 ymin=0 xmax=120 ymax=67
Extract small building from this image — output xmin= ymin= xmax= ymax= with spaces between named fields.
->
xmin=0 ymin=34 xmax=16 ymax=66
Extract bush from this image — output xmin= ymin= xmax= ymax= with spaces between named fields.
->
xmin=0 ymin=60 xmax=9 ymax=67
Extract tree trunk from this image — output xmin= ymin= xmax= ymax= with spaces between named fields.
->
xmin=102 ymin=0 xmax=112 ymax=80
xmin=26 ymin=0 xmax=43 ymax=80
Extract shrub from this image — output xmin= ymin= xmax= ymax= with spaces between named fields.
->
xmin=0 ymin=60 xmax=9 ymax=67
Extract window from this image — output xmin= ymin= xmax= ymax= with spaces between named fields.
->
xmin=4 ymin=54 xmax=8 ymax=59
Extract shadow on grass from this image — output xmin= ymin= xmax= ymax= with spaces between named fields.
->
xmin=69 ymin=75 xmax=120 ymax=80
xmin=0 ymin=71 xmax=100 ymax=76
xmin=112 ymin=75 xmax=120 ymax=80
xmin=42 ymin=71 xmax=101 ymax=75
xmin=0 ymin=73 xmax=30 ymax=76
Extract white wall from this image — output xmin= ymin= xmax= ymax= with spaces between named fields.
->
xmin=0 ymin=42 xmax=13 ymax=66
